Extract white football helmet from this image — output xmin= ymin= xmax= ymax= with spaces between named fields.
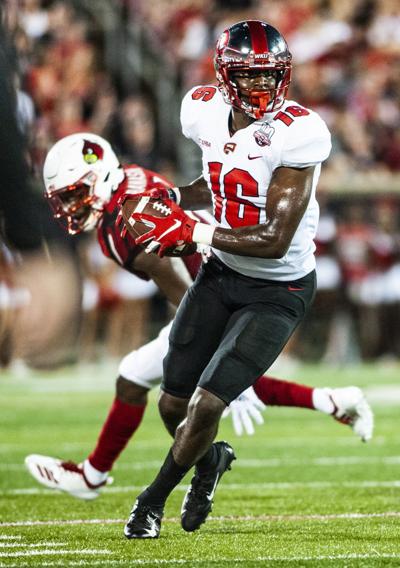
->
xmin=43 ymin=133 xmax=124 ymax=234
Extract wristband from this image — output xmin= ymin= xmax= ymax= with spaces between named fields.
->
xmin=168 ymin=187 xmax=181 ymax=205
xmin=192 ymin=222 xmax=215 ymax=246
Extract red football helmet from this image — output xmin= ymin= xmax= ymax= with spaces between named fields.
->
xmin=214 ymin=20 xmax=292 ymax=119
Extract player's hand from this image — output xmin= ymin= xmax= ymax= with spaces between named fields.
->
xmin=117 ymin=188 xmax=180 ymax=240
xmin=222 ymin=387 xmax=266 ymax=436
xmin=132 ymin=200 xmax=197 ymax=257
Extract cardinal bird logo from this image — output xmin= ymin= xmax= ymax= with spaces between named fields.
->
xmin=82 ymin=140 xmax=104 ymax=164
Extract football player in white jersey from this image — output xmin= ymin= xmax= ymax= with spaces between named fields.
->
xmin=122 ymin=20 xmax=337 ymax=539
xmin=25 ymin=133 xmax=372 ymax=504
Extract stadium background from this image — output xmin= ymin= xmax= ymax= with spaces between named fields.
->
xmin=1 ymin=0 xmax=400 ymax=369
xmin=1 ymin=1 xmax=400 ymax=565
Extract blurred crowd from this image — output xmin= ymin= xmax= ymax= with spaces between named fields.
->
xmin=0 ymin=0 xmax=400 ymax=371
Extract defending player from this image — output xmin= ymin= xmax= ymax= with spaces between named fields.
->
xmin=25 ymin=133 xmax=373 ymax=501
xmin=121 ymin=20 xmax=373 ymax=538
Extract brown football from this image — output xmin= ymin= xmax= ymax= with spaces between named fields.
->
xmin=121 ymin=195 xmax=168 ymax=240
xmin=120 ymin=196 xmax=197 ymax=257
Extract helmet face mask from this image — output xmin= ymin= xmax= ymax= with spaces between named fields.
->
xmin=229 ymin=68 xmax=282 ymax=117
xmin=43 ymin=133 xmax=123 ymax=235
xmin=214 ymin=20 xmax=292 ymax=119
xmin=45 ymin=172 xmax=102 ymax=234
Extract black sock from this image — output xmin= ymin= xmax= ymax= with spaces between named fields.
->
xmin=196 ymin=443 xmax=219 ymax=473
xmin=139 ymin=449 xmax=190 ymax=508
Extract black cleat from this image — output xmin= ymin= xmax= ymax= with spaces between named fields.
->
xmin=181 ymin=441 xmax=236 ymax=532
xmin=124 ymin=498 xmax=163 ymax=539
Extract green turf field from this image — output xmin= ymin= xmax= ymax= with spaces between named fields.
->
xmin=1 ymin=361 xmax=399 ymax=567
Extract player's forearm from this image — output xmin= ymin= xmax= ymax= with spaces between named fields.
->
xmin=210 ymin=222 xmax=290 ymax=258
xmin=192 ymin=190 xmax=308 ymax=259
xmin=191 ymin=219 xmax=291 ymax=259
xmin=176 ymin=176 xmax=212 ymax=210
xmin=191 ymin=191 xmax=302 ymax=259
xmin=194 ymin=165 xmax=314 ymax=258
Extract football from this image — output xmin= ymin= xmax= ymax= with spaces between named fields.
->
xmin=121 ymin=195 xmax=170 ymax=240
xmin=120 ymin=196 xmax=197 ymax=257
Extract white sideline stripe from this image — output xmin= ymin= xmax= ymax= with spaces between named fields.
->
xmin=3 ymin=454 xmax=400 ymax=472
xmin=0 ymin=536 xmax=21 ymax=540
xmin=4 ymin=479 xmax=400 ymax=496
xmin=0 ymin=549 xmax=110 ymax=558
xmin=1 ymin=555 xmax=400 ymax=567
xmin=1 ymin=511 xmax=400 ymax=528
xmin=0 ymin=543 xmax=66 ymax=549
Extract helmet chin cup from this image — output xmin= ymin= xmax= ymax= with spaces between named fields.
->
xmin=248 ymin=91 xmax=272 ymax=119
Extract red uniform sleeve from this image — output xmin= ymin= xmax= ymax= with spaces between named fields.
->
xmin=96 ymin=165 xmax=174 ymax=279
xmin=97 ymin=165 xmax=205 ymax=282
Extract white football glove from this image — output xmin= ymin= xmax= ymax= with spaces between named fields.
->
xmin=222 ymin=387 xmax=266 ymax=436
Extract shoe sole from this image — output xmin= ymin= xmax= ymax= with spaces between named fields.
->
xmin=124 ymin=529 xmax=160 ymax=539
xmin=24 ymin=456 xmax=102 ymax=500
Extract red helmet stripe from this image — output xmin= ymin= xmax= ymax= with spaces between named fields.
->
xmin=248 ymin=21 xmax=268 ymax=53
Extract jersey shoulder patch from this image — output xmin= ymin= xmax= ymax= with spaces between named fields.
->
xmin=278 ymin=101 xmax=331 ymax=167
xmin=180 ymin=85 xmax=219 ymax=141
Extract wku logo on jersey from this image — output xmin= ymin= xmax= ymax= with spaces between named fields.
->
xmin=223 ymin=142 xmax=237 ymax=154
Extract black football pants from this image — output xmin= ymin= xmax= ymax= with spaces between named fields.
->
xmin=162 ymin=256 xmax=316 ymax=405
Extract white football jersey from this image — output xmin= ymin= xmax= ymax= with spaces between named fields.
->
xmin=181 ymin=85 xmax=331 ymax=280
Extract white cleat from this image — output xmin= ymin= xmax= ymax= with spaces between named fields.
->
xmin=328 ymin=387 xmax=374 ymax=442
xmin=24 ymin=454 xmax=113 ymax=500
